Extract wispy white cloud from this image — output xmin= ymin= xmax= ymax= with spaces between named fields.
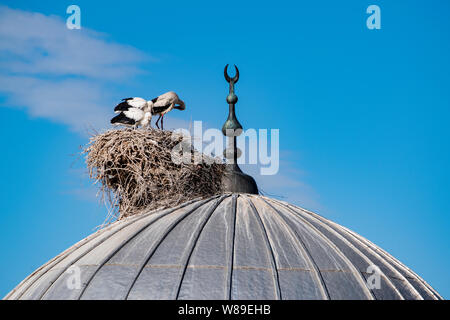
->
xmin=0 ymin=76 xmax=111 ymax=131
xmin=0 ymin=6 xmax=148 ymax=133
xmin=0 ymin=6 xmax=146 ymax=78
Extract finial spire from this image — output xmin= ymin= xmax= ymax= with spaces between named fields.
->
xmin=221 ymin=64 xmax=258 ymax=194
xmin=222 ymin=65 xmax=242 ymax=133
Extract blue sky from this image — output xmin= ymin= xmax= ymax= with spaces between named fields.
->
xmin=0 ymin=0 xmax=449 ymax=298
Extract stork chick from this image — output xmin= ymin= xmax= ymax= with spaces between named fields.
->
xmin=114 ymin=97 xmax=151 ymax=113
xmin=111 ymin=97 xmax=153 ymax=129
xmin=110 ymin=107 xmax=152 ymax=129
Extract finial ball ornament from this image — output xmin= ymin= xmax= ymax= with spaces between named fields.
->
xmin=226 ymin=93 xmax=238 ymax=104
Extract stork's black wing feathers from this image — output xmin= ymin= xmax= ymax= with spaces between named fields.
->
xmin=110 ymin=112 xmax=136 ymax=125
xmin=151 ymin=104 xmax=171 ymax=115
xmin=122 ymin=97 xmax=134 ymax=101
xmin=151 ymin=97 xmax=158 ymax=103
xmin=114 ymin=101 xmax=131 ymax=113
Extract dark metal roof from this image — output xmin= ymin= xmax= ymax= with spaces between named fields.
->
xmin=4 ymin=194 xmax=442 ymax=300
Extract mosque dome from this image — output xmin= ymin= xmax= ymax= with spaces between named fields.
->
xmin=4 ymin=194 xmax=442 ymax=300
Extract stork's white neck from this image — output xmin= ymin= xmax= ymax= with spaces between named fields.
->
xmin=141 ymin=112 xmax=152 ymax=126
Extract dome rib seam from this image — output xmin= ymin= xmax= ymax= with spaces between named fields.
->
xmin=245 ymin=196 xmax=282 ymax=300
xmin=174 ymin=195 xmax=229 ymax=299
xmin=258 ymin=196 xmax=331 ymax=300
xmin=226 ymin=194 xmax=238 ymax=300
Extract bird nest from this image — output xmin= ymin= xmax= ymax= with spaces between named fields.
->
xmin=83 ymin=128 xmax=225 ymax=223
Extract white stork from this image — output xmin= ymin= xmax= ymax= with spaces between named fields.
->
xmin=150 ymin=91 xmax=186 ymax=130
xmin=111 ymin=97 xmax=153 ymax=129
xmin=114 ymin=97 xmax=151 ymax=113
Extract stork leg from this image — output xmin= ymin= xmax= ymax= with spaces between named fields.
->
xmin=155 ymin=115 xmax=162 ymax=129
xmin=161 ymin=114 xmax=164 ymax=130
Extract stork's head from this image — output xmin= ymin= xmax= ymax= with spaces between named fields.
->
xmin=174 ymin=100 xmax=185 ymax=111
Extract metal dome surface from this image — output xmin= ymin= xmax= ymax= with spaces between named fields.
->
xmin=4 ymin=194 xmax=442 ymax=300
